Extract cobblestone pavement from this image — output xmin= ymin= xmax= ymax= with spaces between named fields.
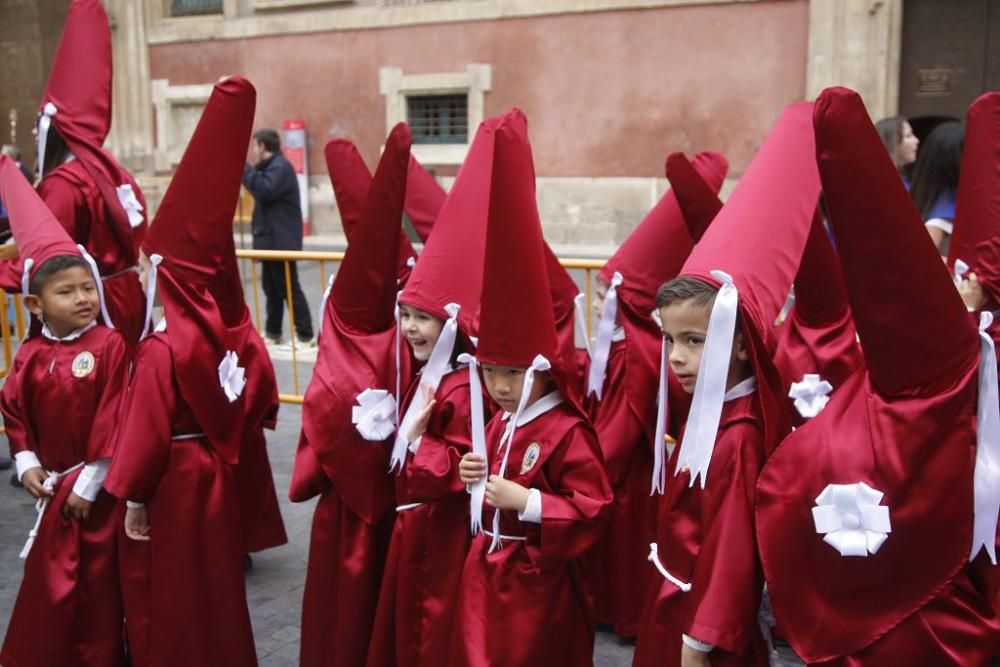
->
xmin=0 ymin=257 xmax=805 ymax=666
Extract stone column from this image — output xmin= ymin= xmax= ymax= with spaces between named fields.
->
xmin=105 ymin=0 xmax=155 ymax=174
xmin=806 ymin=0 xmax=903 ymax=119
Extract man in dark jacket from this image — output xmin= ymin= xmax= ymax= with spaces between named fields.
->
xmin=243 ymin=128 xmax=314 ymax=345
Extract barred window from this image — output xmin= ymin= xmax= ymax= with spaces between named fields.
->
xmin=169 ymin=0 xmax=223 ymax=17
xmin=406 ymin=94 xmax=468 ymax=145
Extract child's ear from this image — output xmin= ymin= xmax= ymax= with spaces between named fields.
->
xmin=23 ymin=294 xmax=44 ymax=317
xmin=734 ymin=333 xmax=750 ymax=362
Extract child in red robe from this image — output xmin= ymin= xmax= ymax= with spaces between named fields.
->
xmin=366 ymin=115 xmax=500 ymax=667
xmin=451 ymin=109 xmax=613 ymax=667
xmin=289 ymin=124 xmax=414 ymax=667
xmin=102 ymin=77 xmax=268 ymax=666
xmin=0 ymin=155 xmax=131 ymax=666
xmin=633 ymin=101 xmax=820 ymax=667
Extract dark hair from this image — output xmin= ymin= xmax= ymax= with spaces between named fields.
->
xmin=41 ymin=124 xmax=70 ymax=176
xmin=655 ymin=276 xmax=718 ymax=309
xmin=874 ymin=116 xmax=906 ymax=171
xmin=909 ymin=121 xmax=964 ymax=220
xmin=29 ymin=255 xmax=90 ymax=296
xmin=253 ymin=129 xmax=281 ymax=153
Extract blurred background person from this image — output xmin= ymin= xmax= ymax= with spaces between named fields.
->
xmin=875 ymin=116 xmax=919 ymax=186
xmin=910 ymin=120 xmax=964 ymax=255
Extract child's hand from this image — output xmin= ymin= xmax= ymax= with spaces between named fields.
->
xmin=958 ymin=272 xmax=987 ymax=311
xmin=62 ymin=492 xmax=92 ymax=521
xmin=485 ymin=475 xmax=530 ymax=513
xmin=407 ymin=384 xmax=437 ymax=442
xmin=124 ymin=505 xmax=151 ymax=542
xmin=681 ymin=644 xmax=712 ymax=667
xmin=20 ymin=467 xmax=52 ymax=500
xmin=459 ymin=453 xmax=486 ymax=485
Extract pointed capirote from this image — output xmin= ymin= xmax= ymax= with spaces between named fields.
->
xmin=405 ymin=155 xmax=447 ymax=243
xmin=664 ymin=152 xmax=726 ymax=244
xmin=791 ymin=211 xmax=850 ymax=327
xmin=814 ymin=86 xmax=977 ymax=396
xmin=330 ymin=124 xmax=412 ymax=335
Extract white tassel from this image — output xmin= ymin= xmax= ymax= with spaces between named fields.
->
xmin=19 ymin=461 xmax=85 ymax=559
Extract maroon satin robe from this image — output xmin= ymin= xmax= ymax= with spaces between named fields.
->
xmin=633 ymin=392 xmax=770 ymax=667
xmin=450 ymin=402 xmax=613 ymax=667
xmin=103 ymin=333 xmax=257 ymax=666
xmin=236 ymin=420 xmax=287 ymax=553
xmin=367 ymin=368 xmax=483 ymax=667
xmin=0 ymin=325 xmax=131 ymax=667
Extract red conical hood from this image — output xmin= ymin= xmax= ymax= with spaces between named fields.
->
xmin=665 ymin=152 xmax=726 ymax=243
xmin=400 ymin=116 xmax=499 ymax=332
xmin=144 ymin=77 xmax=273 ymax=465
xmin=476 ymin=110 xmax=559 ymax=370
xmin=405 ymin=155 xmax=447 ymax=242
xmin=949 ymin=92 xmax=1000 ymax=304
xmin=815 ymin=87 xmax=977 ymax=397
xmin=792 ymin=211 xmax=850 ymax=327
xmin=325 ymin=138 xmax=417 ymax=281
xmin=0 ymin=156 xmax=80 ymax=278
xmin=330 ymin=124 xmax=412 ymax=335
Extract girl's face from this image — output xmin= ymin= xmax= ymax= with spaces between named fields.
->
xmin=592 ymin=275 xmax=609 ymax=321
xmin=399 ymin=304 xmax=445 ymax=361
xmin=137 ymin=251 xmax=153 ymax=296
xmin=899 ymin=121 xmax=919 ymax=165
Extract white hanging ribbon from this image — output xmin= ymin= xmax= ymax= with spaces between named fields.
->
xmin=390 ymin=303 xmax=460 ymax=472
xmin=317 ymin=274 xmax=335 ymax=336
xmin=19 ymin=460 xmax=85 ymax=559
xmin=20 ymin=257 xmax=34 ymax=330
xmin=650 ymin=308 xmax=670 ymax=495
xmin=394 ymin=291 xmax=403 ymax=428
xmin=488 ymin=354 xmax=551 ymax=553
xmin=972 ymin=311 xmax=1000 ymax=564
xmin=812 ymin=482 xmax=891 ymax=557
xmin=36 ymin=103 xmax=57 ymax=179
xmin=459 ymin=353 xmax=489 ymax=535
xmin=217 ymin=350 xmax=247 ymax=403
xmin=646 ymin=542 xmax=691 ymax=592
xmin=352 ymin=388 xmax=398 ymax=441
xmin=586 ymin=271 xmax=623 ymax=400
xmin=77 ymin=245 xmax=114 ymax=328
xmin=140 ymin=254 xmax=162 ymax=341
xmin=573 ymin=292 xmax=592 ymax=357
xmin=954 ymin=258 xmax=970 ymax=284
xmin=115 ymin=184 xmax=145 ymax=228
xmin=674 ymin=270 xmax=738 ymax=488
xmin=788 ymin=373 xmax=834 ymax=419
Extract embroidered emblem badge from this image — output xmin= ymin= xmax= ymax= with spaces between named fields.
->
xmin=521 ymin=442 xmax=541 ymax=474
xmin=71 ymin=351 xmax=96 ymax=378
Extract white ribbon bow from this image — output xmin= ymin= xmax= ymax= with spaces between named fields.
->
xmin=459 ymin=353 xmax=489 ymax=535
xmin=675 ymin=270 xmax=738 ymax=488
xmin=36 ymin=102 xmax=57 ymax=179
xmin=587 ymin=272 xmax=623 ymax=400
xmin=217 ymin=350 xmax=246 ymax=403
xmin=812 ymin=482 xmax=891 ymax=557
xmin=972 ymin=311 xmax=1000 ymax=564
xmin=650 ymin=308 xmax=670 ymax=495
xmin=390 ymin=303 xmax=460 ymax=472
xmin=19 ymin=461 xmax=85 ymax=559
xmin=788 ymin=373 xmax=833 ymax=419
xmin=116 ymin=184 xmax=145 ymax=228
xmin=352 ymin=388 xmax=398 ymax=441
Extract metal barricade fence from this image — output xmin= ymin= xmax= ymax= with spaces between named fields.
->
xmin=235 ymin=249 xmax=606 ymax=404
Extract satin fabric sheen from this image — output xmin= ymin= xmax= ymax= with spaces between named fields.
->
xmin=0 ymin=326 xmax=131 ymax=666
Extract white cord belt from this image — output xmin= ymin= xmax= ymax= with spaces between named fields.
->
xmin=395 ymin=502 xmax=425 ymax=512
xmin=647 ymin=543 xmax=692 ymax=592
xmin=171 ymin=433 xmax=206 ymax=441
xmin=20 ymin=461 xmax=86 ymax=559
xmin=483 ymin=529 xmax=527 ymax=543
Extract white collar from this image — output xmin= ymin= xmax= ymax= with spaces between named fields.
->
xmin=724 ymin=375 xmax=757 ymax=402
xmin=502 ymin=390 xmax=564 ymax=427
xmin=612 ymin=326 xmax=625 ymax=342
xmin=41 ymin=319 xmax=97 ymax=342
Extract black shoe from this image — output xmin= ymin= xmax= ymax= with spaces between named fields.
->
xmin=0 ymin=457 xmax=12 ymax=471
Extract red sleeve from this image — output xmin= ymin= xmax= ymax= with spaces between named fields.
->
xmin=684 ymin=420 xmax=766 ymax=654
xmin=536 ymin=424 xmax=614 ymax=572
xmin=85 ymin=331 xmax=133 ymax=462
xmin=407 ymin=388 xmax=473 ymax=502
xmin=103 ymin=338 xmax=176 ymax=503
xmin=0 ymin=350 xmax=32 ymax=456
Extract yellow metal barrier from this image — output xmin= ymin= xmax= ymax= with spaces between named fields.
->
xmin=235 ymin=249 xmax=606 ymax=404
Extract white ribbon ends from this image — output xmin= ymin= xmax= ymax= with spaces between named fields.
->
xmin=217 ymin=350 xmax=247 ymax=403
xmin=20 ymin=461 xmax=85 ymax=559
xmin=972 ymin=311 xmax=1000 ymax=564
xmin=587 ymin=271 xmax=623 ymax=401
xmin=390 ymin=303 xmax=460 ymax=473
xmin=458 ymin=353 xmax=488 ymax=535
xmin=788 ymin=373 xmax=833 ymax=419
xmin=674 ymin=270 xmax=738 ymax=489
xmin=650 ymin=308 xmax=669 ymax=495
xmin=812 ymin=482 xmax=891 ymax=557
xmin=352 ymin=388 xmax=398 ymax=441
xmin=116 ymin=184 xmax=145 ymax=228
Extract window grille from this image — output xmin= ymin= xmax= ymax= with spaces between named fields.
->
xmin=170 ymin=0 xmax=223 ymax=17
xmin=406 ymin=94 xmax=468 ymax=145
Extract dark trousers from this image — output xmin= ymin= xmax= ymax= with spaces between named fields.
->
xmin=261 ymin=260 xmax=313 ymax=340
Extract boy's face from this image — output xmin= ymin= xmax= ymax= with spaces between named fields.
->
xmin=137 ymin=251 xmax=153 ymax=295
xmin=399 ymin=304 xmax=445 ymax=362
xmin=481 ymin=364 xmax=550 ymax=414
xmin=25 ymin=265 xmax=99 ymax=337
xmin=592 ymin=275 xmax=609 ymax=320
xmin=658 ymin=298 xmax=749 ymax=395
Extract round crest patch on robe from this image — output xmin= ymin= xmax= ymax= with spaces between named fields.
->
xmin=71 ymin=351 xmax=95 ymax=377
xmin=521 ymin=442 xmax=541 ymax=474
